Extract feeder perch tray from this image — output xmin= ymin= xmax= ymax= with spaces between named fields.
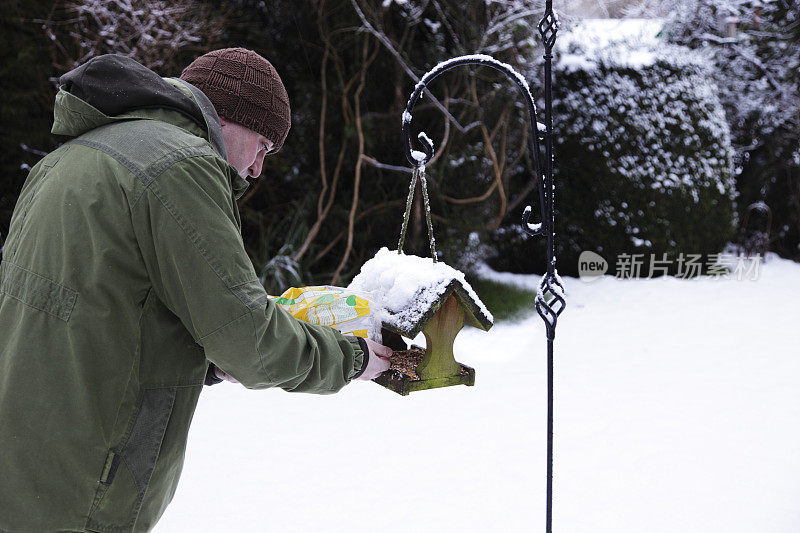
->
xmin=374 ymin=347 xmax=475 ymax=396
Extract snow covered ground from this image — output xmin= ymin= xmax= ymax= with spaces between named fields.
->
xmin=156 ymin=255 xmax=800 ymax=532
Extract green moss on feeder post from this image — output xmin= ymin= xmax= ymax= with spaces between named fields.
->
xmin=418 ymin=294 xmax=464 ymax=380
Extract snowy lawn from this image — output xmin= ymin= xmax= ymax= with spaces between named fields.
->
xmin=156 ymin=255 xmax=800 ymax=532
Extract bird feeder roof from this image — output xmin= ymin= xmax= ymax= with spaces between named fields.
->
xmin=348 ymin=248 xmax=494 ymax=338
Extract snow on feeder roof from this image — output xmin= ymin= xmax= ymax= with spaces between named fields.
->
xmin=348 ymin=247 xmax=493 ymax=339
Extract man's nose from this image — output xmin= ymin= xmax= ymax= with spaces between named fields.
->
xmin=248 ymin=152 xmax=265 ymax=178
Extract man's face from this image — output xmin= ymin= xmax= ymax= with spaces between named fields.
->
xmin=220 ymin=119 xmax=274 ymax=178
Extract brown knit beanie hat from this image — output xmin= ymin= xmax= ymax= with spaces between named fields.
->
xmin=180 ymin=48 xmax=291 ymax=152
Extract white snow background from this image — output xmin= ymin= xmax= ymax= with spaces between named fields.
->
xmin=156 ymin=255 xmax=800 ymax=532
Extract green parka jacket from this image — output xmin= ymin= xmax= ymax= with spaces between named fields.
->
xmin=0 ymin=55 xmax=365 ymax=532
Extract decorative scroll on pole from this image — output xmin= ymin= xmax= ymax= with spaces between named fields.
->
xmin=401 ymin=2 xmax=563 ymax=531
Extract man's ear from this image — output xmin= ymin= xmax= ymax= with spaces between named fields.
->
xmin=219 ymin=117 xmax=227 ymax=126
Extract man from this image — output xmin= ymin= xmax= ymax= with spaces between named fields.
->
xmin=0 ymin=48 xmax=391 ymax=532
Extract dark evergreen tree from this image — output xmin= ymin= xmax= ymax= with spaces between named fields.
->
xmin=0 ymin=1 xmax=59 ymax=255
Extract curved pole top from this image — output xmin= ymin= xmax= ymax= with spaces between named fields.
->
xmin=401 ymin=54 xmax=547 ymax=238
xmin=402 ymin=54 xmax=542 ymax=168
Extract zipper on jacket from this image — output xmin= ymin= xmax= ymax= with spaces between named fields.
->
xmin=100 ymin=451 xmax=121 ymax=486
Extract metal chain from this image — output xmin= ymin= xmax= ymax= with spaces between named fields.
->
xmin=397 ymin=166 xmax=419 ymax=254
xmin=396 ymin=165 xmax=437 ymax=262
xmin=418 ymin=165 xmax=437 ymax=262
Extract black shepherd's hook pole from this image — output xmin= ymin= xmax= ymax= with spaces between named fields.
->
xmin=537 ymin=4 xmax=564 ymax=533
xmin=401 ymin=2 xmax=563 ymax=531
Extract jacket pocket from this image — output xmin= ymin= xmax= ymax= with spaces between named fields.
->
xmin=0 ymin=261 xmax=78 ymax=321
xmin=86 ymin=387 xmax=177 ymax=533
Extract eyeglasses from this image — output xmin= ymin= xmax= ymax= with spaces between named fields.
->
xmin=260 ymin=141 xmax=277 ymax=155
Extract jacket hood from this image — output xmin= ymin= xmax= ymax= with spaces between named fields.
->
xmin=52 ymin=54 xmax=227 ymax=161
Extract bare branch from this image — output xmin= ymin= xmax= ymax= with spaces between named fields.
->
xmin=349 ymin=0 xmax=472 ymax=134
xmin=43 ymin=0 xmax=226 ymax=74
xmin=361 ymin=156 xmax=413 ymax=174
xmin=331 ymin=37 xmax=378 ymax=284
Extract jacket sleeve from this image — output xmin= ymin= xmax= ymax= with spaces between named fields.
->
xmin=130 ymin=153 xmax=365 ymax=393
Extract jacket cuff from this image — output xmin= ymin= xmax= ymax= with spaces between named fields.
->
xmin=204 ymin=363 xmax=223 ymax=386
xmin=348 ymin=336 xmax=369 ymax=380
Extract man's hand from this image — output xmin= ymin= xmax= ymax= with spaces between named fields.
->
xmin=215 ymin=367 xmax=239 ymax=384
xmin=356 ymin=338 xmax=392 ymax=381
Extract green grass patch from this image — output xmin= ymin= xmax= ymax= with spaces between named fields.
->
xmin=466 ymin=276 xmax=537 ymax=322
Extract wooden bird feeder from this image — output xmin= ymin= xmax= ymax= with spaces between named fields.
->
xmin=348 ymin=249 xmax=493 ymax=396
xmin=376 ymin=279 xmax=493 ymax=395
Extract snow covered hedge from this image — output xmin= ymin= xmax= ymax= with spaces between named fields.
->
xmin=663 ymin=1 xmax=800 ymax=260
xmin=492 ymin=22 xmax=736 ymax=275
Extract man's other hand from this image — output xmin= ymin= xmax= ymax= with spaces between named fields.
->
xmin=215 ymin=367 xmax=239 ymax=384
xmin=356 ymin=338 xmax=392 ymax=380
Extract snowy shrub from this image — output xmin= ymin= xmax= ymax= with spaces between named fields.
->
xmin=660 ymin=0 xmax=800 ymax=260
xmin=491 ymin=21 xmax=736 ymax=275
xmin=258 ymin=248 xmax=302 ymax=297
xmin=436 ymin=230 xmax=495 ymax=276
